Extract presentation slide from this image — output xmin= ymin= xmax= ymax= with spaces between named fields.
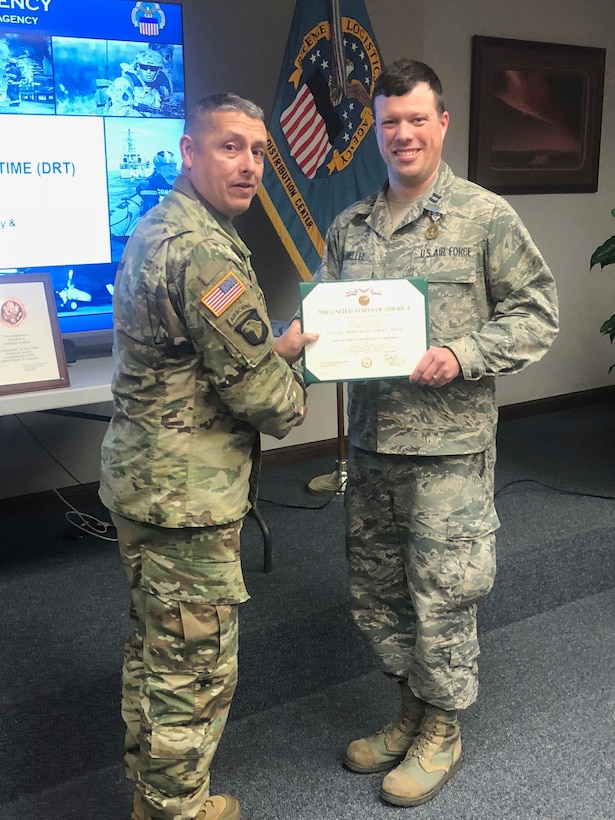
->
xmin=0 ymin=0 xmax=185 ymax=335
xmin=1 ymin=113 xmax=111 ymax=268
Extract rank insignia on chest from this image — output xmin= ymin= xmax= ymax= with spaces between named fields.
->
xmin=202 ymin=272 xmax=246 ymax=316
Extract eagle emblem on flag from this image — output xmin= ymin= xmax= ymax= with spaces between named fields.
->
xmin=279 ymin=2 xmax=380 ymax=180
xmin=131 ymin=2 xmax=166 ymax=37
xmin=259 ymin=0 xmax=386 ymax=280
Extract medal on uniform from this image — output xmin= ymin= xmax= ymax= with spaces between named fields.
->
xmin=425 ymin=210 xmax=442 ymax=239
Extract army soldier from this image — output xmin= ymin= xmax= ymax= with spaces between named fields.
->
xmin=4 ymin=57 xmax=23 ymax=106
xmin=104 ymin=49 xmax=177 ymax=117
xmin=100 ymin=93 xmax=316 ymax=820
xmin=314 ymin=60 xmax=558 ymax=806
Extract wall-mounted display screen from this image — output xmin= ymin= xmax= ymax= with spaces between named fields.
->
xmin=0 ymin=0 xmax=185 ymax=338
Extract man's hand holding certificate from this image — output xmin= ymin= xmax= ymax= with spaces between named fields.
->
xmin=300 ymin=278 xmax=429 ymax=384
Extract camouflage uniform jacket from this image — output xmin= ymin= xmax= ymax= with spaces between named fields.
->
xmin=99 ymin=174 xmax=305 ymax=527
xmin=315 ymin=162 xmax=559 ymax=455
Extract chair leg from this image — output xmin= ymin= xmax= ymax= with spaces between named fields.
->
xmin=248 ymin=505 xmax=272 ymax=573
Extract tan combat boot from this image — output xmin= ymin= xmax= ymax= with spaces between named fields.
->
xmin=133 ymin=793 xmax=240 ymax=820
xmin=343 ymin=685 xmax=425 ymax=773
xmin=380 ymin=705 xmax=461 ymax=806
xmin=196 ymin=795 xmax=241 ymax=820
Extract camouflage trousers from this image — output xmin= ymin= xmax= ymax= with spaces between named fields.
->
xmin=111 ymin=513 xmax=249 ymax=820
xmin=345 ymin=445 xmax=500 ymax=710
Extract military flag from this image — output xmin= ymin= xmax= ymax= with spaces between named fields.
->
xmin=258 ymin=0 xmax=386 ymax=280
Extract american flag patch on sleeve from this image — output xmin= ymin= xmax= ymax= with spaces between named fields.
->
xmin=201 ymin=272 xmax=246 ymax=316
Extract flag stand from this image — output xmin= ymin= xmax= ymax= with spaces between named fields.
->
xmin=307 ymin=382 xmax=347 ymax=494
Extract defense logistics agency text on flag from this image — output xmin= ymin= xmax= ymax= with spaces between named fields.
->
xmin=258 ymin=0 xmax=386 ymax=280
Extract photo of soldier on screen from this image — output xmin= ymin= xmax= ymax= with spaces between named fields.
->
xmin=54 ymin=39 xmax=184 ymax=118
xmin=0 ymin=34 xmax=54 ymax=114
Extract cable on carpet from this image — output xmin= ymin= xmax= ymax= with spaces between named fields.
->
xmin=495 ymin=477 xmax=615 ymax=501
xmin=14 ymin=414 xmax=117 ymax=542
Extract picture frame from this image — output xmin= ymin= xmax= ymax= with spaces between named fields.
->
xmin=0 ymin=273 xmax=70 ymax=397
xmin=468 ymin=36 xmax=606 ymax=195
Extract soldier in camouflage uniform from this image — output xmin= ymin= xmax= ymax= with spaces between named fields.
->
xmin=313 ymin=60 xmax=559 ymax=806
xmin=99 ymin=93 xmax=316 ymax=820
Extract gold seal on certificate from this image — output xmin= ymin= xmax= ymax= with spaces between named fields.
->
xmin=299 ymin=278 xmax=429 ymax=384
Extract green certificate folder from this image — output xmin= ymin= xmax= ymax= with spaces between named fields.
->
xmin=299 ymin=277 xmax=429 ymax=385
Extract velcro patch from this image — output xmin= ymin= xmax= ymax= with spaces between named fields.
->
xmin=201 ymin=272 xmax=246 ymax=316
xmin=236 ymin=309 xmax=269 ymax=346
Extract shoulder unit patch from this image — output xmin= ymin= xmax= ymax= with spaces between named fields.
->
xmin=236 ymin=309 xmax=269 ymax=345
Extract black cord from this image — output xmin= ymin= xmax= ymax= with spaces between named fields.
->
xmin=495 ymin=477 xmax=615 ymax=501
xmin=256 ymin=494 xmax=337 ymax=511
xmin=13 ymin=414 xmax=117 ymax=542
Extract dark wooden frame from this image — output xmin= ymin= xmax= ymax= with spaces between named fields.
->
xmin=0 ymin=273 xmax=70 ymax=396
xmin=468 ymin=36 xmax=606 ymax=195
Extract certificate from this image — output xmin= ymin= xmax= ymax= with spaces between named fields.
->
xmin=300 ymin=278 xmax=429 ymax=384
xmin=0 ymin=274 xmax=70 ymax=396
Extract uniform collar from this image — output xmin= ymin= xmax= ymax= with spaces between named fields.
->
xmin=365 ymin=162 xmax=454 ymax=236
xmin=172 ymin=174 xmax=251 ymax=258
xmin=421 ymin=162 xmax=454 ymax=217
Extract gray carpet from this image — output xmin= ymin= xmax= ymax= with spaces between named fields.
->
xmin=1 ymin=400 xmax=614 ymax=818
xmin=215 ymin=589 xmax=615 ymax=820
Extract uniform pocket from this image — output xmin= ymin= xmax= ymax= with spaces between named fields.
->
xmin=143 ymin=597 xmax=225 ymax=672
xmin=147 ymin=603 xmax=238 ymax=759
xmin=414 ymin=246 xmax=488 ymax=342
xmin=150 ymin=723 xmax=206 ymax=760
xmin=438 ymin=513 xmax=499 ymax=607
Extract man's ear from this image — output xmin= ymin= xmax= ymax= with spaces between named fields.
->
xmin=179 ymin=134 xmax=193 ymax=168
xmin=440 ymin=111 xmax=450 ymax=137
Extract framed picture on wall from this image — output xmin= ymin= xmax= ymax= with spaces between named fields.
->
xmin=468 ymin=36 xmax=606 ymax=195
xmin=0 ymin=274 xmax=70 ymax=397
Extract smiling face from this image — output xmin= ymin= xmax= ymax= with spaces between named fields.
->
xmin=374 ymin=82 xmax=449 ymax=200
xmin=179 ymin=110 xmax=267 ymax=219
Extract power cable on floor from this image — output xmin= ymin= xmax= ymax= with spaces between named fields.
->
xmin=495 ymin=477 xmax=615 ymax=501
xmin=256 ymin=494 xmax=337 ymax=511
xmin=13 ymin=414 xmax=117 ymax=542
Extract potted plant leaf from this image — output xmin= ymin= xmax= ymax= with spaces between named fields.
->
xmin=590 ymin=208 xmax=615 ymax=372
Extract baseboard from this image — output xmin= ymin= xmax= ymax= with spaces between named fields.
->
xmin=0 ymin=482 xmax=105 ymax=519
xmin=262 ymin=439 xmax=340 ymax=469
xmin=498 ymin=384 xmax=615 ymax=421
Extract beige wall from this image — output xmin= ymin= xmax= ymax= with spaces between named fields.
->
xmin=422 ymin=0 xmax=615 ymax=404
xmin=1 ymin=0 xmax=614 ymax=497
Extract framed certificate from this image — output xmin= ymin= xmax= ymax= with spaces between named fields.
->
xmin=299 ymin=278 xmax=429 ymax=384
xmin=0 ymin=274 xmax=70 ymax=397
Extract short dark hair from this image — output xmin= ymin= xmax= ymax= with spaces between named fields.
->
xmin=373 ymin=59 xmax=446 ymax=116
xmin=184 ymin=92 xmax=265 ymax=136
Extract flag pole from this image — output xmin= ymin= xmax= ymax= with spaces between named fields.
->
xmin=307 ymin=382 xmax=347 ymax=494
